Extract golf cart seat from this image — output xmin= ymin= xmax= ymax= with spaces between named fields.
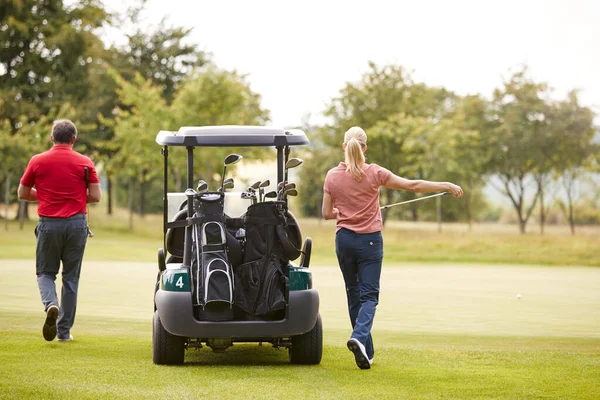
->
xmin=165 ymin=209 xmax=187 ymax=261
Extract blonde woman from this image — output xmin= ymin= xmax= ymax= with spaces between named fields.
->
xmin=322 ymin=126 xmax=463 ymax=369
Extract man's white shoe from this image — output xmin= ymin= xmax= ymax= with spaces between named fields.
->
xmin=347 ymin=338 xmax=371 ymax=370
xmin=369 ymin=358 xmax=374 ymax=365
xmin=57 ymin=334 xmax=74 ymax=342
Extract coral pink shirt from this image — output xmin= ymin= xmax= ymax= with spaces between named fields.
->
xmin=323 ymin=162 xmax=392 ymax=233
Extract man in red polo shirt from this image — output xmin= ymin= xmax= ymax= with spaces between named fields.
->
xmin=18 ymin=119 xmax=101 ymax=342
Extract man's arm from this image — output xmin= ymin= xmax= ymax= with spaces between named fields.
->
xmin=17 ymin=184 xmax=37 ymax=202
xmin=87 ymin=183 xmax=101 ymax=204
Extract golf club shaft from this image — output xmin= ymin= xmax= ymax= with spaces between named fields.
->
xmin=380 ymin=192 xmax=448 ymax=210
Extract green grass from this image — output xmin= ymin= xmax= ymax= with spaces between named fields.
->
xmin=1 ymin=260 xmax=599 ymax=399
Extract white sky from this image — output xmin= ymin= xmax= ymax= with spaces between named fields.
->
xmin=101 ymin=0 xmax=599 ymax=128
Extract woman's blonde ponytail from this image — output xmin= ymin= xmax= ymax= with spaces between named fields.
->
xmin=344 ymin=127 xmax=367 ymax=182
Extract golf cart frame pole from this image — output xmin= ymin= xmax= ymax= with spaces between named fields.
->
xmin=183 ymin=146 xmax=194 ymax=267
xmin=276 ymin=146 xmax=284 ymax=185
xmin=380 ymin=192 xmax=448 ymax=210
xmin=162 ymin=146 xmax=169 ymax=252
xmin=284 ymin=146 xmax=290 ymax=174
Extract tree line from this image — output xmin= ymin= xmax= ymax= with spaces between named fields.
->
xmin=1 ymin=1 xmax=598 ymax=234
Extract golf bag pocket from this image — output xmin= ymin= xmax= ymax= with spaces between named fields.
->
xmin=232 ymin=259 xmax=261 ymax=315
xmin=233 ymin=256 xmax=286 ymax=318
xmin=192 ymin=221 xmax=235 ymax=315
xmin=203 ymin=256 xmax=234 ymax=310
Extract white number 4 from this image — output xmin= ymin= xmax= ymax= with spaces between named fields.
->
xmin=175 ymin=276 xmax=184 ymax=288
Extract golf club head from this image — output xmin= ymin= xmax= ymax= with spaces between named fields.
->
xmin=224 ymin=153 xmax=243 ymax=166
xmin=277 ymin=182 xmax=296 ymax=190
xmin=222 ymin=178 xmax=234 ymax=191
xmin=284 ymin=158 xmax=303 ymax=185
xmin=197 ymin=180 xmax=208 ymax=192
xmin=285 ymin=158 xmax=303 ymax=169
xmin=221 ymin=154 xmax=243 ymax=192
xmin=249 ymin=181 xmax=261 ymax=191
xmin=264 ymin=191 xmax=277 ymax=199
xmin=259 ymin=179 xmax=270 ymax=189
xmin=284 ymin=189 xmax=298 ymax=197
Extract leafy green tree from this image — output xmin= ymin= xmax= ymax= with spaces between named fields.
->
xmin=96 ymin=18 xmax=208 ymax=213
xmin=110 ymin=65 xmax=270 ymax=224
xmin=485 ymin=68 xmax=550 ymax=233
xmin=170 ymin=66 xmax=270 ymax=190
xmin=0 ymin=0 xmax=108 ymax=129
xmin=110 ymin=70 xmax=172 ymax=225
xmin=551 ymin=91 xmax=597 ymax=234
xmin=109 ymin=19 xmax=207 ymax=104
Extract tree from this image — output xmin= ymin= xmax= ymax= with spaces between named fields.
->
xmin=110 ymin=70 xmax=172 ymax=226
xmin=0 ymin=0 xmax=108 ymax=130
xmin=485 ymin=68 xmax=550 ymax=234
xmin=110 ymin=65 xmax=270 ymax=223
xmin=551 ymin=91 xmax=597 ymax=234
xmin=95 ymin=17 xmax=208 ymax=213
xmin=170 ymin=66 xmax=270 ymax=190
xmin=109 ymin=19 xmax=207 ymax=105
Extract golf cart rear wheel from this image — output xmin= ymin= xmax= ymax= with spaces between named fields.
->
xmin=153 ymin=311 xmax=185 ymax=365
xmin=289 ymin=314 xmax=322 ymax=365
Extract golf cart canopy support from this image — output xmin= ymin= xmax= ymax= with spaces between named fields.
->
xmin=156 ymin=126 xmax=309 ymax=147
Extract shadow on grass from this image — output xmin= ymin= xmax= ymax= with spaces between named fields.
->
xmin=182 ymin=344 xmax=297 ymax=366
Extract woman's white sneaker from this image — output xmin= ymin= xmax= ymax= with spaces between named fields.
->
xmin=347 ymin=338 xmax=370 ymax=369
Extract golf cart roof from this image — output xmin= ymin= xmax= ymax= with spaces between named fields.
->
xmin=156 ymin=126 xmax=309 ymax=147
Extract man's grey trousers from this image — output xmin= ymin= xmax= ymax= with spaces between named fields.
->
xmin=36 ymin=214 xmax=88 ymax=340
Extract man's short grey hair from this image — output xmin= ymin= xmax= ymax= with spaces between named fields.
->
xmin=52 ymin=119 xmax=77 ymax=144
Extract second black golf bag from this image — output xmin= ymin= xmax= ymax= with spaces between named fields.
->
xmin=234 ymin=201 xmax=302 ymax=319
xmin=191 ymin=192 xmax=235 ymax=321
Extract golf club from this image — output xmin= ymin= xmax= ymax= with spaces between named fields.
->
xmin=379 ymin=192 xmax=448 ymax=210
xmin=277 ymin=182 xmax=296 ymax=200
xmin=264 ymin=190 xmax=277 ymax=200
xmin=221 ymin=178 xmax=234 ymax=191
xmin=284 ymin=158 xmax=303 ymax=187
xmin=241 ymin=191 xmax=257 ymax=204
xmin=220 ymin=154 xmax=242 ymax=192
xmin=259 ymin=179 xmax=270 ymax=202
xmin=197 ymin=180 xmax=208 ymax=192
xmin=278 ymin=181 xmax=296 ymax=190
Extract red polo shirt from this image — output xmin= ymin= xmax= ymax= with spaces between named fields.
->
xmin=20 ymin=145 xmax=100 ymax=218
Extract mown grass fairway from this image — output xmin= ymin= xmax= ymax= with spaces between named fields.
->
xmin=1 ymin=260 xmax=599 ymax=399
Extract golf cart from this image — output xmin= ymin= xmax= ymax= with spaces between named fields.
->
xmin=153 ymin=126 xmax=322 ymax=365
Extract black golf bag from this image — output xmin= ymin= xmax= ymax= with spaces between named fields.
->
xmin=233 ymin=201 xmax=302 ymax=319
xmin=191 ymin=192 xmax=236 ymax=321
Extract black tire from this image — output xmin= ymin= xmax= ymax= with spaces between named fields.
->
xmin=289 ymin=314 xmax=322 ymax=364
xmin=152 ymin=310 xmax=185 ymax=365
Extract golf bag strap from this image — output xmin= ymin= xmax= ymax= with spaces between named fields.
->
xmin=166 ymin=215 xmax=212 ymax=229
